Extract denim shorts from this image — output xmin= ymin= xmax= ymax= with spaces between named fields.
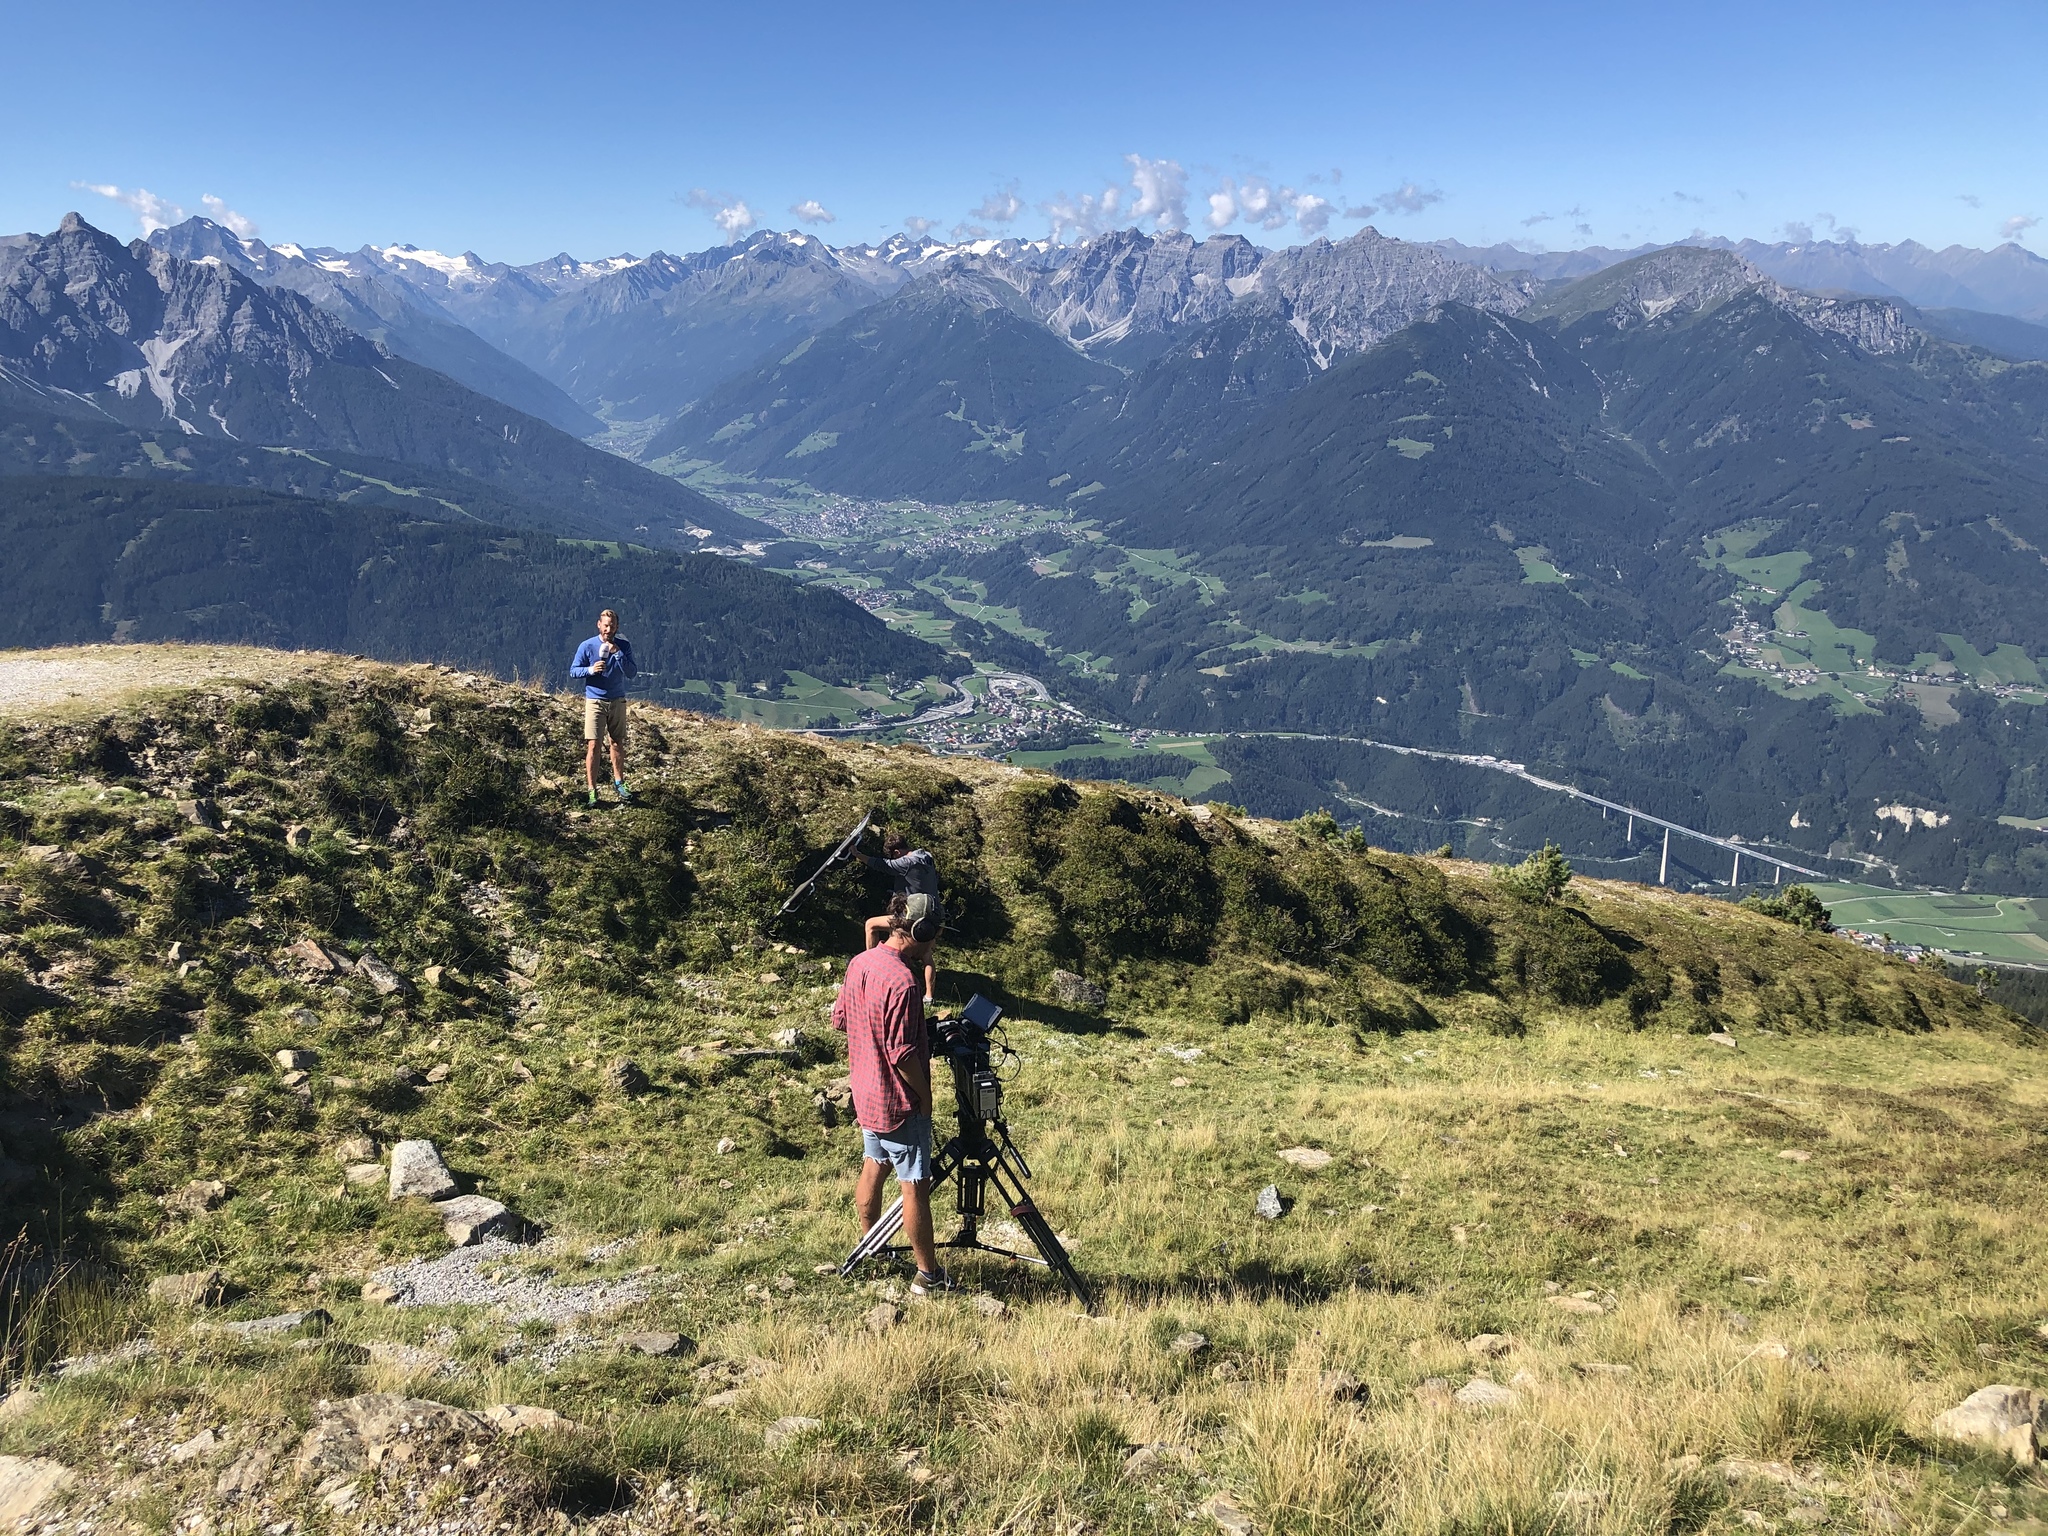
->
xmin=861 ymin=1114 xmax=933 ymax=1183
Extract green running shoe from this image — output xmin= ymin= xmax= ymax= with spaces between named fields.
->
xmin=614 ymin=780 xmax=633 ymax=803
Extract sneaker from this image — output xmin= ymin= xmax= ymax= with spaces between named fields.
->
xmin=909 ymin=1268 xmax=956 ymax=1296
xmin=614 ymin=780 xmax=633 ymax=803
xmin=585 ymin=789 xmax=600 ymax=809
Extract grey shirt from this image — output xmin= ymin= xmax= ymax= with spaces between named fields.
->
xmin=865 ymin=849 xmax=939 ymax=899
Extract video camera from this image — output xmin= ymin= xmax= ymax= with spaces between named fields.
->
xmin=934 ymin=994 xmax=1007 ymax=1125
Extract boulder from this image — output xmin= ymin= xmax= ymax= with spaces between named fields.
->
xmin=1049 ymin=969 xmax=1108 ymax=1012
xmin=1455 ymin=1377 xmax=1518 ymax=1411
xmin=485 ymin=1404 xmax=578 ymax=1434
xmin=176 ymin=798 xmax=219 ymax=830
xmin=764 ymin=1415 xmax=824 ymax=1449
xmin=434 ymin=1194 xmax=517 ymax=1247
xmin=1253 ymin=1185 xmax=1288 ymax=1220
xmin=1200 ymin=1491 xmax=1256 ymax=1535
xmin=972 ymin=1294 xmax=1009 ymax=1319
xmin=1320 ymin=1369 xmax=1368 ymax=1403
xmin=360 ymin=1281 xmax=403 ymax=1306
xmin=286 ymin=938 xmax=337 ymax=972
xmin=866 ymin=1302 xmax=901 ymax=1334
xmin=0 ymin=1457 xmax=74 ymax=1526
xmin=195 ymin=1309 xmax=330 ymax=1340
xmin=148 ymin=1267 xmax=224 ymax=1308
xmin=424 ymin=1063 xmax=452 ymax=1083
xmin=1168 ymin=1331 xmax=1211 ymax=1359
xmin=274 ymin=1048 xmax=317 ymax=1071
xmin=294 ymin=1395 xmax=487 ymax=1476
xmin=388 ymin=1139 xmax=458 ymax=1201
xmin=214 ymin=1446 xmax=275 ymax=1500
xmin=284 ymin=824 xmax=312 ymax=849
xmin=333 ymin=1134 xmax=378 ymax=1164
xmin=22 ymin=846 xmax=83 ymax=877
xmin=619 ymin=1331 xmax=694 ymax=1358
xmin=1546 ymin=1295 xmax=1606 ymax=1316
xmin=344 ymin=1163 xmax=385 ymax=1188
xmin=606 ymin=1059 xmax=650 ymax=1095
xmin=355 ymin=953 xmax=408 ymax=996
xmin=1277 ymin=1146 xmax=1333 ymax=1170
xmin=1930 ymin=1385 xmax=2042 ymax=1464
xmin=164 ymin=1178 xmax=228 ymax=1215
xmin=1466 ymin=1333 xmax=1515 ymax=1359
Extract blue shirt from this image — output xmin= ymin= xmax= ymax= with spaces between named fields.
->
xmin=570 ymin=635 xmax=636 ymax=700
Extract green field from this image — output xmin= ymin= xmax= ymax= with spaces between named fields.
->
xmin=720 ymin=670 xmax=948 ymax=730
xmin=1810 ymin=883 xmax=2048 ymax=964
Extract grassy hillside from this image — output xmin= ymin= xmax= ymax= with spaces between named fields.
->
xmin=0 ymin=651 xmax=2040 ymax=1534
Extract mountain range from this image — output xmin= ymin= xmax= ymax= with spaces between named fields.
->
xmin=0 ymin=214 xmax=767 ymax=546
xmin=14 ymin=206 xmax=2048 ymax=895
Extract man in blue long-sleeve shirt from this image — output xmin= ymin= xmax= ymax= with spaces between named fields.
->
xmin=570 ymin=608 xmax=637 ymax=807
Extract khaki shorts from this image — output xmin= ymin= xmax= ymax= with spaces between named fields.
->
xmin=584 ymin=697 xmax=628 ymax=747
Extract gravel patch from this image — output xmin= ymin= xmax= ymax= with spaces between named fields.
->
xmin=367 ymin=1240 xmax=654 ymax=1324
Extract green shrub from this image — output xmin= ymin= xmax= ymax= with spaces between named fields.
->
xmin=1493 ymin=843 xmax=1573 ymax=903
xmin=1741 ymin=885 xmax=1833 ymax=931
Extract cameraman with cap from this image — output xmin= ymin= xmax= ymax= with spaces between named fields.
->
xmin=832 ymin=910 xmax=949 ymax=1294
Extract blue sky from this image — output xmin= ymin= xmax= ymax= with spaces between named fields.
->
xmin=5 ymin=0 xmax=2042 ymax=262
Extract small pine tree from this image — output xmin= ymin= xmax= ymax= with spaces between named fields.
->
xmin=1494 ymin=842 xmax=1572 ymax=902
xmin=1741 ymin=885 xmax=1833 ymax=931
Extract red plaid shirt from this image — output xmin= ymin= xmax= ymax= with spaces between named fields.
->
xmin=830 ymin=945 xmax=928 ymax=1133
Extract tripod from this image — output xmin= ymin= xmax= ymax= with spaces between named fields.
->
xmin=840 ymin=1001 xmax=1094 ymax=1311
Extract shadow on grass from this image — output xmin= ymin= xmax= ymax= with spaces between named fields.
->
xmin=933 ymin=970 xmax=1144 ymax=1039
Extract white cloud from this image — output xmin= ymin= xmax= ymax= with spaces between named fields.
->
xmin=789 ymin=199 xmax=836 ymax=225
xmin=1289 ymin=193 xmax=1332 ymax=237
xmin=903 ymin=215 xmax=938 ymax=238
xmin=2001 ymin=213 xmax=2040 ymax=243
xmin=1782 ymin=220 xmax=1815 ymax=243
xmin=1203 ymin=177 xmax=1333 ymax=236
xmin=1041 ymin=185 xmax=1122 ymax=240
xmin=1957 ymin=193 xmax=1981 ymax=209
xmin=685 ymin=188 xmax=757 ymax=242
xmin=1376 ymin=181 xmax=1443 ymax=216
xmin=200 ymin=195 xmax=259 ymax=239
xmin=1125 ymin=154 xmax=1188 ymax=232
xmin=950 ymin=222 xmax=991 ymax=242
xmin=1522 ymin=212 xmax=1555 ymax=227
xmin=1341 ymin=201 xmax=1378 ymax=220
xmin=971 ymin=184 xmax=1025 ymax=224
xmin=73 ymin=182 xmax=185 ymax=235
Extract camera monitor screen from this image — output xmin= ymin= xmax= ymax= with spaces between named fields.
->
xmin=961 ymin=994 xmax=1003 ymax=1031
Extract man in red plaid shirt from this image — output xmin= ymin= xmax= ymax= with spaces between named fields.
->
xmin=832 ymin=913 xmax=947 ymax=1291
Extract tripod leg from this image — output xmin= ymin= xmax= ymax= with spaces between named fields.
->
xmin=839 ymin=1193 xmax=907 ymax=1277
xmin=839 ymin=1144 xmax=959 ymax=1277
xmin=991 ymin=1164 xmax=1095 ymax=1312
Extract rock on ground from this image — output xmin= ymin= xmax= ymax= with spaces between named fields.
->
xmin=1049 ymin=969 xmax=1108 ymax=1011
xmin=1931 ymin=1385 xmax=2043 ymax=1463
xmin=148 ymin=1268 xmax=223 ymax=1307
xmin=435 ymin=1193 xmax=518 ymax=1247
xmin=388 ymin=1139 xmax=458 ymax=1201
xmin=1253 ymin=1184 xmax=1288 ymax=1220
xmin=765 ymin=1416 xmax=824 ymax=1449
xmin=0 ymin=1456 xmax=74 ymax=1525
xmin=1455 ymin=1377 xmax=1518 ymax=1410
xmin=618 ymin=1331 xmax=694 ymax=1358
xmin=1277 ymin=1146 xmax=1333 ymax=1170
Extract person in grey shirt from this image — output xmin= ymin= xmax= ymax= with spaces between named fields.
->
xmin=861 ymin=831 xmax=941 ymax=1004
